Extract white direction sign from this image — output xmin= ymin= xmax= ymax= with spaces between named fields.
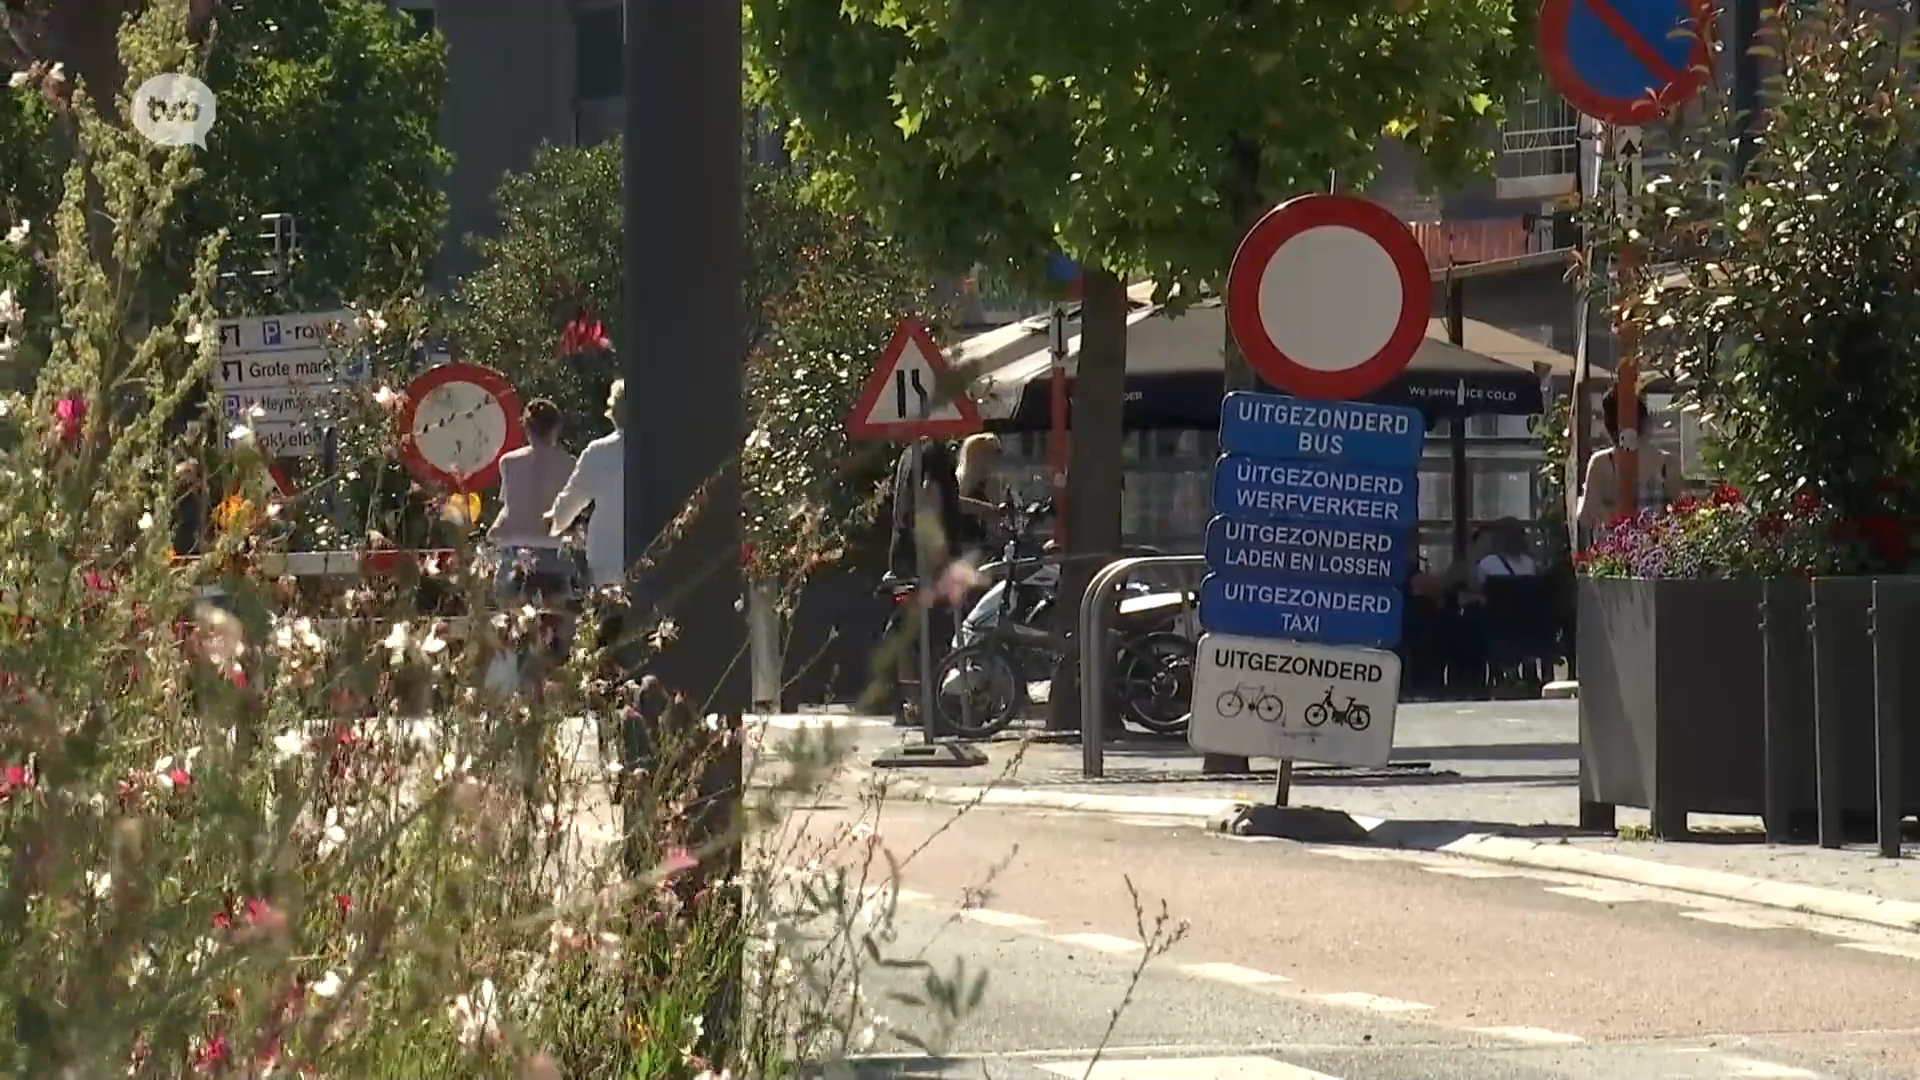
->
xmin=1188 ymin=632 xmax=1401 ymax=767
xmin=215 ymin=311 xmax=356 ymax=356
xmin=214 ymin=310 xmax=364 ymax=459
xmin=1609 ymin=126 xmax=1645 ymax=230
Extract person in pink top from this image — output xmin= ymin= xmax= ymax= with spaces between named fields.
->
xmin=488 ymin=399 xmax=577 ymax=606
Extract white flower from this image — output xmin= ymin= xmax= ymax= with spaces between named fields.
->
xmin=273 ymin=730 xmax=309 ymax=763
xmin=85 ymin=870 xmax=112 ymax=899
xmin=44 ymin=64 xmax=64 ymax=87
xmin=310 ymin=970 xmax=344 ymax=998
xmin=183 ymin=319 xmax=203 ymax=345
xmin=6 ymin=71 xmax=27 ymax=90
xmin=137 ymin=511 xmax=153 ymax=532
xmin=0 ymin=289 xmax=22 ymax=326
xmin=383 ymin=621 xmax=411 ymax=653
xmin=3 ymin=219 xmax=26 ymax=248
xmin=447 ymin=978 xmax=501 ymax=1049
xmin=226 ymin=423 xmax=256 ymax=446
xmin=359 ymin=309 xmax=389 ymax=335
xmin=273 ymin=615 xmax=326 ymax=654
xmin=317 ymin=807 xmax=348 ymax=859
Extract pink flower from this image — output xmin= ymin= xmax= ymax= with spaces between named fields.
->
xmin=167 ymin=766 xmax=193 ymax=791
xmin=1 ymin=762 xmax=28 ymax=791
xmin=53 ymin=396 xmax=85 ymax=446
xmin=658 ymin=846 xmax=698 ymax=880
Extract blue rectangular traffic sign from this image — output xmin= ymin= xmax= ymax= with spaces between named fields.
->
xmin=1198 ymin=574 xmax=1404 ymax=649
xmin=1219 ymin=392 xmax=1425 ymax=469
xmin=1204 ymin=515 xmax=1407 ymax=585
xmin=1212 ymin=454 xmax=1417 ymax=529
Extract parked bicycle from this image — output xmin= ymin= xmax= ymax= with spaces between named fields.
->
xmin=934 ymin=495 xmax=1196 ymax=739
xmin=1213 ymin=683 xmax=1284 ymax=723
xmin=1302 ymin=686 xmax=1371 ymax=731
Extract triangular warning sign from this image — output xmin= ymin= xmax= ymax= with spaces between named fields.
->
xmin=845 ymin=317 xmax=984 ymax=441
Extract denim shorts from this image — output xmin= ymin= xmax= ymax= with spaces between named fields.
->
xmin=493 ymin=546 xmax=573 ymax=607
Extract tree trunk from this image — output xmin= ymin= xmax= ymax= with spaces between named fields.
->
xmin=1045 ymin=266 xmax=1128 ymax=732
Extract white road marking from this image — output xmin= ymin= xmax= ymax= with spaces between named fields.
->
xmin=1313 ymin=991 xmax=1432 ymax=1013
xmin=959 ymin=908 xmax=1044 ymax=928
xmin=1682 ymin=910 xmax=1790 ymax=930
xmin=1052 ymin=932 xmax=1146 ymax=954
xmin=1181 ymin=962 xmax=1292 ymax=986
xmin=1222 ymin=834 xmax=1283 ymax=844
xmin=1039 ymin=1057 xmax=1342 ymax=1080
xmin=1544 ymin=884 xmax=1647 ymax=904
xmin=753 ymin=713 xmax=895 ymax=730
xmin=1111 ymin=816 xmax=1190 ymax=828
xmin=1305 ymin=847 xmax=1390 ymax=861
xmin=1472 ymin=1026 xmax=1585 ymax=1045
xmin=1720 ymin=1056 xmax=1819 ymax=1078
xmin=1839 ymin=941 xmax=1920 ymax=961
xmin=1421 ymin=865 xmax=1520 ymax=879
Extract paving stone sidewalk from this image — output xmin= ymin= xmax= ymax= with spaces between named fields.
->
xmin=849 ymin=700 xmax=1920 ymax=906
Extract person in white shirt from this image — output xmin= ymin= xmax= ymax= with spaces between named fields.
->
xmin=489 ymin=399 xmax=576 ymax=604
xmin=547 ymin=379 xmax=625 ymax=589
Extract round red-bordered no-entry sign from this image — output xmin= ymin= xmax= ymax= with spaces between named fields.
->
xmin=395 ymin=362 xmax=527 ymax=493
xmin=1225 ymin=194 xmax=1432 ymax=402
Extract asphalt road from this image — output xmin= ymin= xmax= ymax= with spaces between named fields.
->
xmin=782 ymin=799 xmax=1920 ymax=1080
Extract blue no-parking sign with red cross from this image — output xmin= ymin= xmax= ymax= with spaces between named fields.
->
xmin=1538 ymin=0 xmax=1711 ymax=124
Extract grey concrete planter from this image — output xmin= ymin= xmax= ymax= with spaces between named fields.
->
xmin=1576 ymin=576 xmax=1769 ymax=835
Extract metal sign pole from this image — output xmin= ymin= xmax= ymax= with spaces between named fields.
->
xmin=913 ymin=437 xmax=938 ymax=743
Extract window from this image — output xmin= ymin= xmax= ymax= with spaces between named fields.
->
xmin=1496 ymin=83 xmax=1579 ymax=199
xmin=575 ymin=4 xmax=624 ymax=103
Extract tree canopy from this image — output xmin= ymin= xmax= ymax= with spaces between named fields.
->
xmin=748 ymin=0 xmax=1534 ymax=293
xmin=0 ymin=0 xmax=449 ymax=319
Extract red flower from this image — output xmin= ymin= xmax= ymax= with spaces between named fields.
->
xmin=167 ymin=766 xmax=192 ymax=791
xmin=212 ymin=910 xmax=233 ymax=931
xmin=53 ymin=396 xmax=85 ymax=446
xmin=334 ymin=894 xmax=353 ymax=917
xmin=1709 ymin=483 xmax=1741 ymax=507
xmin=192 ymin=1033 xmax=229 ymax=1074
xmin=559 ymin=316 xmax=611 ymax=357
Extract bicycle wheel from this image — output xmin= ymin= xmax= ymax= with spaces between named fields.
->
xmin=1303 ymin=701 xmax=1330 ymax=727
xmin=1215 ymin=690 xmax=1246 ymax=718
xmin=933 ymin=643 xmax=1021 ymax=739
xmin=1253 ymin=694 xmax=1284 ymax=724
xmin=1115 ymin=631 xmax=1194 ymax=735
xmin=1347 ymin=704 xmax=1372 ymax=732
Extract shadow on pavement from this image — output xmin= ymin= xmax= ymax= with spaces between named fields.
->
xmin=1386 ymin=742 xmax=1578 ymax=763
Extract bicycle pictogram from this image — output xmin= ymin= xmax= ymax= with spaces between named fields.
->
xmin=1214 ymin=682 xmax=1284 ymax=724
xmin=1302 ymin=685 xmax=1371 ymax=731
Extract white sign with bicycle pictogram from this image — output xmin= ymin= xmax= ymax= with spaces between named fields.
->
xmin=1188 ymin=632 xmax=1400 ymax=767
